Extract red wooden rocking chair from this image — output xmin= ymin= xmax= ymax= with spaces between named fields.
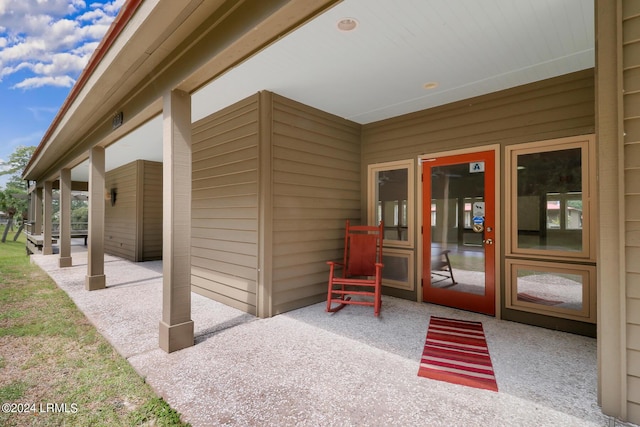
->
xmin=326 ymin=220 xmax=384 ymax=316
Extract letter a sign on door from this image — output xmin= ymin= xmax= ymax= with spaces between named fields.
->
xmin=470 ymin=161 xmax=485 ymax=173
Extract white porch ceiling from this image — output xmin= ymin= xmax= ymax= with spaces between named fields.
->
xmin=72 ymin=0 xmax=594 ymax=182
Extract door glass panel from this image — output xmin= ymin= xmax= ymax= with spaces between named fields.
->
xmin=430 ymin=163 xmax=485 ymax=295
xmin=516 ymin=148 xmax=583 ymax=252
xmin=375 ymin=168 xmax=409 ymax=242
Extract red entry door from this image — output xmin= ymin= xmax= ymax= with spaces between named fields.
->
xmin=422 ymin=150 xmax=496 ymax=316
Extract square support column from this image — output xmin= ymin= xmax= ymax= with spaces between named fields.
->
xmin=58 ymin=168 xmax=72 ymax=267
xmin=33 ymin=187 xmax=43 ymax=236
xmin=85 ymin=147 xmax=106 ymax=290
xmin=42 ymin=181 xmax=53 ymax=255
xmin=595 ymin=0 xmax=627 ymax=420
xmin=159 ymin=89 xmax=194 ymax=353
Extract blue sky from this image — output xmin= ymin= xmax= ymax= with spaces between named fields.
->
xmin=0 ymin=0 xmax=123 ymax=188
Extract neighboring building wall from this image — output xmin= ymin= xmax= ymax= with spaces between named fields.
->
xmin=104 ymin=160 xmax=163 ymax=262
xmin=141 ymin=161 xmax=163 ymax=261
xmin=361 ymin=69 xmax=595 ymax=306
xmin=270 ymin=93 xmax=362 ymax=314
xmin=191 ymin=94 xmax=260 ymax=315
xmin=105 ymin=162 xmax=137 ymax=260
xmin=623 ymin=4 xmax=640 ymax=422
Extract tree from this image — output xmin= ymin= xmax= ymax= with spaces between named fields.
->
xmin=0 ymin=145 xmax=36 ymax=242
xmin=0 ymin=146 xmax=36 ymax=179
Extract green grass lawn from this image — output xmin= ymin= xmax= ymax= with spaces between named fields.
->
xmin=0 ymin=226 xmax=190 ymax=426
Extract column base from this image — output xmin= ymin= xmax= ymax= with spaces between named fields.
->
xmin=42 ymin=247 xmax=53 ymax=255
xmin=85 ymin=274 xmax=106 ymax=291
xmin=159 ymin=320 xmax=194 ymax=353
xmin=59 ymin=257 xmax=72 ymax=268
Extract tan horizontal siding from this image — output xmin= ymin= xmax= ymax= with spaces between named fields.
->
xmin=192 ymin=182 xmax=256 ymax=198
xmin=270 ymin=94 xmax=361 ymax=314
xmin=362 ymin=69 xmax=595 ymax=164
xmin=191 ymin=94 xmax=259 ymax=313
xmin=142 ymin=161 xmax=162 ymax=261
xmin=192 ymin=206 xmax=257 ymax=220
xmin=273 ymin=156 xmax=359 ymax=180
xmin=192 ymin=144 xmax=258 ymax=176
xmin=191 ymin=256 xmax=256 ymax=282
xmin=192 ymin=194 xmax=257 ymax=209
xmin=192 ymin=158 xmax=257 ymax=181
xmin=105 ymin=162 xmax=137 ymax=261
xmin=191 ymin=266 xmax=257 ymax=315
xmin=623 ymin=8 xmax=640 ymax=421
xmin=188 ymin=226 xmax=257 ymax=243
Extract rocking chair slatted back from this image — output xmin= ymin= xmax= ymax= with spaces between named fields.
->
xmin=326 ymin=220 xmax=384 ymax=316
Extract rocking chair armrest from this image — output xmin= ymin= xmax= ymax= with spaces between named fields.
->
xmin=326 ymin=261 xmax=345 ymax=267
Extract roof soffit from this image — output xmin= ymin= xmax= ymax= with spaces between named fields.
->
xmin=25 ymin=0 xmax=340 ymax=181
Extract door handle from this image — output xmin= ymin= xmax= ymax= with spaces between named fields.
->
xmin=484 ymin=238 xmax=493 ymax=245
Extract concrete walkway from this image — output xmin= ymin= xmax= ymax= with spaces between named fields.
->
xmin=30 ymin=244 xmax=634 ymax=427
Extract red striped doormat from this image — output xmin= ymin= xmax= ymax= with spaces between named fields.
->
xmin=418 ymin=316 xmax=498 ymax=392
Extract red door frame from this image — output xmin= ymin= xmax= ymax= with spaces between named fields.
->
xmin=422 ymin=150 xmax=496 ymax=316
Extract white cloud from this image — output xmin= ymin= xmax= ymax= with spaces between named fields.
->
xmin=12 ymin=75 xmax=76 ymax=89
xmin=0 ymin=0 xmax=121 ymax=89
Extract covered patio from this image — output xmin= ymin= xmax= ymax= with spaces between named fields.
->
xmin=20 ymin=0 xmax=640 ymax=423
xmin=29 ymin=242 xmax=616 ymax=426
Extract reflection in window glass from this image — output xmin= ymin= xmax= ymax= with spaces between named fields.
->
xmin=375 ymin=169 xmax=408 ymax=241
xmin=516 ymin=148 xmax=583 ymax=252
xmin=516 ymin=269 xmax=583 ymax=311
xmin=545 ymin=193 xmax=583 ymax=231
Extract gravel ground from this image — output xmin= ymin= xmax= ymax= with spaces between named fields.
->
xmin=29 ymin=243 xmax=636 ymax=427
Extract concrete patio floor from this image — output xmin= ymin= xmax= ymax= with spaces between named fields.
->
xmin=29 ymin=242 xmax=636 ymax=427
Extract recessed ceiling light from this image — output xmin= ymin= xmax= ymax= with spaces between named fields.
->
xmin=337 ymin=18 xmax=358 ymax=32
xmin=423 ymin=82 xmax=439 ymax=90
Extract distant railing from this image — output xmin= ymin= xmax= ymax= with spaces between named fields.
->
xmin=52 ymin=222 xmax=88 ymax=233
xmin=25 ymin=222 xmax=88 ymax=235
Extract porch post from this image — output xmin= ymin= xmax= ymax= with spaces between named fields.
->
xmin=42 ymin=181 xmax=53 ymax=255
xmin=58 ymin=168 xmax=72 ymax=267
xmin=595 ymin=0 xmax=626 ymax=419
xmin=28 ymin=189 xmax=34 ymax=225
xmin=33 ymin=187 xmax=42 ymax=236
xmin=85 ymin=146 xmax=106 ymax=290
xmin=159 ymin=89 xmax=194 ymax=353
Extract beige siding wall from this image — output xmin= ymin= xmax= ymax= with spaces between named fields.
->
xmin=362 ymin=69 xmax=594 ymax=164
xmin=141 ymin=161 xmax=163 ymax=261
xmin=624 ymin=4 xmax=640 ymax=422
xmin=270 ymin=94 xmax=362 ymax=314
xmin=105 ymin=162 xmax=137 ymax=260
xmin=191 ymin=94 xmax=260 ymax=315
xmin=362 ymin=69 xmax=595 ymax=302
xmin=104 ymin=160 xmax=163 ymax=262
